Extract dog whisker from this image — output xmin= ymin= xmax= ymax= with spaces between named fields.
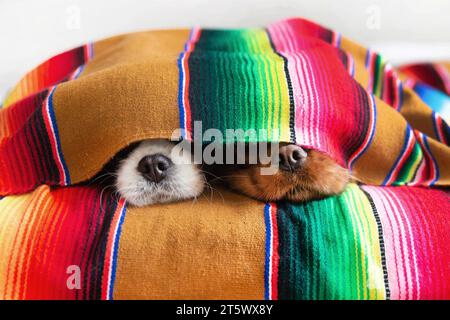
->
xmin=109 ymin=139 xmax=348 ymax=206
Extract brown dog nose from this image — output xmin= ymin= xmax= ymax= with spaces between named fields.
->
xmin=278 ymin=144 xmax=307 ymax=171
xmin=137 ymin=154 xmax=172 ymax=183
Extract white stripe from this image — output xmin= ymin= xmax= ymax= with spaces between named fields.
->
xmin=382 ymin=188 xmax=411 ymax=299
xmin=283 ymin=23 xmax=322 ymax=148
xmin=300 ymin=53 xmax=322 ymax=149
xmin=280 ymin=25 xmax=312 ymax=145
xmin=384 ymin=188 xmax=420 ymax=299
xmin=268 ymin=203 xmax=273 ymax=300
xmin=278 ymin=24 xmax=309 ymax=146
xmin=180 ymin=52 xmax=188 ymax=139
xmin=348 ymin=94 xmax=376 ymax=168
xmin=69 ymin=65 xmax=84 ymax=80
xmin=385 ymin=131 xmax=414 ymax=185
xmin=45 ymin=86 xmax=68 ymax=184
xmin=106 ymin=202 xmax=126 ymax=300
xmin=362 ymin=186 xmax=398 ymax=298
xmin=395 ymin=78 xmax=402 ymax=110
xmin=434 ymin=64 xmax=450 ymax=93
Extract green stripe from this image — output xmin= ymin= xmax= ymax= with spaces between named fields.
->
xmin=394 ymin=142 xmax=423 ymax=185
xmin=187 ymin=29 xmax=290 ymax=143
xmin=372 ymin=55 xmax=383 ymax=96
xmin=276 ymin=184 xmax=386 ymax=299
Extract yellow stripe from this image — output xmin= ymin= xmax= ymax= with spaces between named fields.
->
xmin=405 ymin=148 xmax=424 ymax=182
xmin=343 ymin=186 xmax=363 ymax=298
xmin=0 ymin=193 xmax=33 ymax=299
xmin=351 ymin=186 xmax=385 ymax=299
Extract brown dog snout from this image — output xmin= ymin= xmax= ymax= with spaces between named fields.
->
xmin=278 ymin=144 xmax=307 ymax=171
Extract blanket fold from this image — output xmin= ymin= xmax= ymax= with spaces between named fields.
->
xmin=0 ymin=17 xmax=449 ymax=300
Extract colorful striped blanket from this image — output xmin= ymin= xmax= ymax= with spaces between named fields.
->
xmin=0 ymin=18 xmax=449 ymax=299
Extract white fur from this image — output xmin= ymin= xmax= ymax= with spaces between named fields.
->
xmin=115 ymin=139 xmax=205 ymax=207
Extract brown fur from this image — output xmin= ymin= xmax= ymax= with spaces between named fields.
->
xmin=209 ymin=147 xmax=350 ymax=202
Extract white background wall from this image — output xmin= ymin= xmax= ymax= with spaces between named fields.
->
xmin=1 ymin=0 xmax=450 ymax=101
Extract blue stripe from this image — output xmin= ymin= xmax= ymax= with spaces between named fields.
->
xmin=108 ymin=203 xmax=127 ymax=300
xmin=365 ymin=49 xmax=371 ymax=68
xmin=431 ymin=111 xmax=441 ymax=143
xmin=335 ymin=32 xmax=342 ymax=48
xmin=177 ymin=28 xmax=199 ymax=140
xmin=397 ymin=81 xmax=403 ymax=111
xmin=413 ymin=83 xmax=450 ymax=120
xmin=184 ymin=28 xmax=196 ymax=51
xmin=350 ymin=95 xmax=377 ymax=169
xmin=177 ymin=51 xmax=187 ymax=139
xmin=431 ymin=111 xmax=450 ymax=144
xmin=73 ymin=65 xmax=85 ymax=79
xmin=47 ymin=88 xmax=71 ymax=185
xmin=263 ymin=202 xmax=272 ymax=300
xmin=382 ymin=125 xmax=411 ymax=185
xmin=89 ymin=42 xmax=94 ymax=59
xmin=350 ymin=57 xmax=355 ymax=77
xmin=422 ymin=135 xmax=439 ymax=185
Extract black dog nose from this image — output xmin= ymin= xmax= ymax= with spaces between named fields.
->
xmin=278 ymin=144 xmax=307 ymax=171
xmin=137 ymin=154 xmax=172 ymax=183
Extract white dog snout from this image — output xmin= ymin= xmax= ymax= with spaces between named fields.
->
xmin=115 ymin=139 xmax=205 ymax=207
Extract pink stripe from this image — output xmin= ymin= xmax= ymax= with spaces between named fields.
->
xmin=346 ymin=52 xmax=355 ymax=76
xmin=408 ymin=156 xmax=426 ymax=186
xmin=434 ymin=113 xmax=446 ymax=143
xmin=348 ymin=93 xmax=376 ymax=168
xmin=395 ymin=78 xmax=402 ymax=110
xmin=384 ymin=132 xmax=415 ymax=185
xmin=433 ymin=63 xmax=450 ymax=94
xmin=364 ymin=186 xmax=423 ymax=299
xmin=271 ymin=22 xmax=326 ymax=150
xmin=383 ymin=65 xmax=393 ymax=105
xmin=415 ymin=132 xmax=437 ymax=185
xmin=279 ymin=24 xmax=313 ymax=147
xmin=270 ymin=203 xmax=279 ymax=300
xmin=363 ymin=186 xmax=402 ymax=299
xmin=269 ymin=24 xmax=309 ymax=146
xmin=384 ymin=188 xmax=420 ymax=299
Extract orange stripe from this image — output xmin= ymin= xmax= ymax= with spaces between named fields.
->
xmin=3 ymin=196 xmax=30 ymax=299
xmin=0 ymin=195 xmax=30 ymax=299
xmin=15 ymin=188 xmax=48 ymax=299
xmin=19 ymin=191 xmax=53 ymax=299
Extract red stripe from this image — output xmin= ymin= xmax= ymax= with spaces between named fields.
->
xmin=416 ymin=132 xmax=437 ymax=185
xmin=270 ymin=203 xmax=279 ymax=300
xmin=435 ymin=115 xmax=446 ymax=144
xmin=386 ymin=133 xmax=415 ymax=185
xmin=393 ymin=78 xmax=400 ymax=110
xmin=101 ymin=199 xmax=126 ymax=300
xmin=182 ymin=51 xmax=192 ymax=139
xmin=182 ymin=29 xmax=202 ymax=140
xmin=83 ymin=45 xmax=90 ymax=62
xmin=383 ymin=68 xmax=393 ymax=105
xmin=41 ymin=93 xmax=66 ymax=185
xmin=348 ymin=92 xmax=375 ymax=166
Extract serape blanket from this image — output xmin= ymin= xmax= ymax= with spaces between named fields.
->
xmin=0 ymin=18 xmax=449 ymax=299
